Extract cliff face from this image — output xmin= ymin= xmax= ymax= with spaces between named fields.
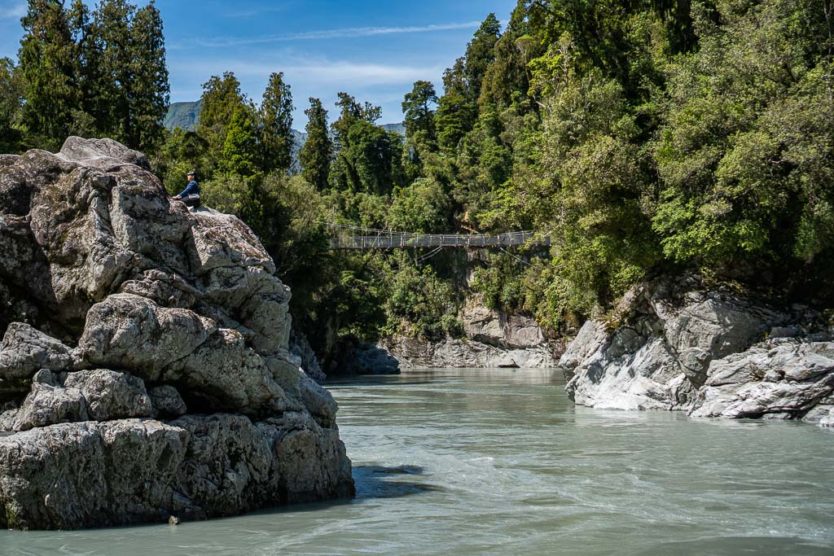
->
xmin=380 ymin=298 xmax=557 ymax=371
xmin=559 ymin=276 xmax=834 ymax=426
xmin=0 ymin=137 xmax=354 ymax=530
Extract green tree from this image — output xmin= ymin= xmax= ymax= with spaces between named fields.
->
xmin=464 ymin=13 xmax=501 ymax=102
xmin=331 ymin=91 xmax=381 ymax=149
xmin=0 ymin=58 xmax=22 ymax=152
xmin=154 ymin=128 xmax=209 ymax=193
xmin=90 ymin=0 xmax=133 ymax=144
xmin=17 ymin=0 xmax=84 ymax=149
xmin=653 ymin=0 xmax=833 ymax=271
xmin=299 ymin=97 xmax=332 ymax=190
xmin=388 ymin=177 xmax=452 ymax=233
xmin=434 ymin=59 xmax=477 ymax=152
xmin=197 ymin=72 xmax=248 ymax=176
xmin=221 ymin=103 xmax=260 ymax=176
xmin=126 ymin=1 xmax=169 ymax=151
xmin=329 ymin=94 xmax=399 ymax=194
xmin=260 ymin=71 xmax=293 ymax=173
xmin=402 ymin=80 xmax=437 ymax=144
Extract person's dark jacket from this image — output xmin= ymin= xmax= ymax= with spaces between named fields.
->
xmin=177 ymin=180 xmax=200 ymax=198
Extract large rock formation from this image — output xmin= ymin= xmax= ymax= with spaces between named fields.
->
xmin=559 ymin=276 xmax=834 ymax=427
xmin=0 ymin=138 xmax=354 ymax=530
xmin=380 ymin=297 xmax=557 ymax=371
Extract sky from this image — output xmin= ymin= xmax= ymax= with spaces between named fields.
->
xmin=0 ymin=0 xmax=516 ymax=125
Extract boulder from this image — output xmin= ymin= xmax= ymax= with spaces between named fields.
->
xmin=0 ymin=324 xmax=75 ymax=401
xmin=64 ymin=369 xmax=153 ymax=421
xmin=692 ymin=340 xmax=834 ymax=418
xmin=461 ymin=298 xmax=546 ymax=349
xmin=148 ymin=385 xmax=187 ymax=418
xmin=0 ymin=137 xmax=353 ymax=529
xmin=0 ymin=414 xmax=354 ymax=530
xmin=77 ymin=294 xmax=217 ymax=381
xmin=560 ymin=276 xmax=834 ymax=426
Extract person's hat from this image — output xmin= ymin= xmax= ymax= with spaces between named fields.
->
xmin=187 ymin=170 xmax=197 ymax=177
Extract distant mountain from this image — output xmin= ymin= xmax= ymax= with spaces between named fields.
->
xmin=163 ymin=101 xmax=403 ymax=172
xmin=164 ymin=101 xmax=201 ymax=132
xmin=381 ymin=123 xmax=405 ymax=136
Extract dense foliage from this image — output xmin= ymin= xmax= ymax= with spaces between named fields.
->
xmin=11 ymin=0 xmax=168 ymax=152
xmin=4 ymin=0 xmax=833 ymax=359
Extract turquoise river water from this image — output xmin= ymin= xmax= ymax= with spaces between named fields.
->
xmin=2 ymin=368 xmax=833 ymax=555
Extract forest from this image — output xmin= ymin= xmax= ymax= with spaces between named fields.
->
xmin=2 ymin=0 xmax=833 ymax=363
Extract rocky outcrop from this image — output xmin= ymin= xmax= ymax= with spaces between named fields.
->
xmin=338 ymin=342 xmax=401 ymax=375
xmin=560 ymin=276 xmax=834 ymax=427
xmin=0 ymin=138 xmax=353 ymax=530
xmin=379 ymin=298 xmax=557 ymax=371
xmin=288 ymin=330 xmax=326 ymax=383
xmin=383 ymin=335 xmax=555 ymax=370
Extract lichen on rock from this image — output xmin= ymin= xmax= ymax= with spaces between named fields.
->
xmin=0 ymin=137 xmax=354 ymax=530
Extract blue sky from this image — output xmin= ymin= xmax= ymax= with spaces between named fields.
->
xmin=0 ymin=0 xmax=516 ymax=125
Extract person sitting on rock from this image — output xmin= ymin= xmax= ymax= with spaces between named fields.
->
xmin=172 ymin=170 xmax=201 ymax=207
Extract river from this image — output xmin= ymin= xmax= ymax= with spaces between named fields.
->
xmin=3 ymin=368 xmax=833 ymax=555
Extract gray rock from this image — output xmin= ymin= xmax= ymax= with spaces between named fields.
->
xmin=289 ymin=330 xmax=326 ymax=383
xmin=341 ymin=343 xmax=401 ymax=374
xmin=13 ymin=381 xmax=89 ymax=432
xmin=57 ymin=136 xmax=150 ymax=170
xmin=803 ymin=394 xmax=834 ymax=427
xmin=560 ymin=276 xmax=834 ymax=426
xmin=148 ymin=385 xmax=187 ymax=418
xmin=383 ymin=335 xmax=556 ymax=370
xmin=77 ymin=294 xmax=217 ymax=382
xmin=461 ymin=299 xmax=546 ymax=349
xmin=692 ymin=341 xmax=834 ymax=418
xmin=0 ymin=137 xmax=354 ymax=529
xmin=370 ymin=297 xmax=556 ymax=372
xmin=64 ymin=369 xmax=153 ymax=421
xmin=0 ymin=408 xmax=18 ymax=432
xmin=0 ymin=419 xmax=186 ymax=530
xmin=0 ymin=415 xmax=354 ymax=530
xmin=0 ymin=323 xmax=74 ymax=386
xmin=163 ymin=328 xmax=291 ymax=415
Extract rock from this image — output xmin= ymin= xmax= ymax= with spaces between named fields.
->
xmin=57 ymin=136 xmax=150 ymax=171
xmin=0 ymin=414 xmax=353 ymax=529
xmin=0 ymin=137 xmax=353 ymax=529
xmin=148 ymin=385 xmax=187 ymax=418
xmin=461 ymin=298 xmax=545 ymax=349
xmin=64 ymin=369 xmax=153 ymax=421
xmin=0 ymin=419 xmax=187 ymax=530
xmin=692 ymin=340 xmax=834 ymax=418
xmin=0 ymin=324 xmax=75 ymax=400
xmin=560 ymin=275 xmax=834 ymax=425
xmin=163 ymin=328 xmax=291 ymax=415
xmin=289 ymin=330 xmax=326 ymax=383
xmin=803 ymin=394 xmax=834 ymax=427
xmin=350 ymin=297 xmax=556 ymax=374
xmin=12 ymin=380 xmax=89 ymax=432
xmin=382 ymin=335 xmax=556 ymax=370
xmin=339 ymin=342 xmax=401 ymax=375
xmin=77 ymin=294 xmax=217 ymax=382
xmin=0 ymin=408 xmax=19 ymax=432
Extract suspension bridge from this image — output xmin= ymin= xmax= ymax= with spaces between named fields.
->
xmin=328 ymin=224 xmax=550 ymax=250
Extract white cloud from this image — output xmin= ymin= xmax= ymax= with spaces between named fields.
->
xmin=172 ymin=56 xmax=444 ymax=87
xmin=0 ymin=2 xmax=25 ymax=20
xmin=183 ymin=21 xmax=481 ymax=48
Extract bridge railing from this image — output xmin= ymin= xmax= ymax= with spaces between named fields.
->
xmin=329 ymin=228 xmax=550 ymax=250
